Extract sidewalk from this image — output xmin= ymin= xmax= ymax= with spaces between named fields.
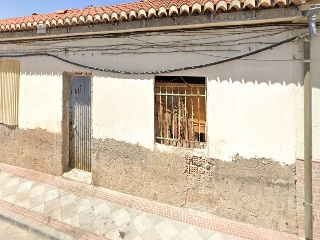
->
xmin=0 ymin=163 xmax=298 ymax=240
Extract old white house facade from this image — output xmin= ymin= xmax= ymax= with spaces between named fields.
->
xmin=0 ymin=0 xmax=319 ymax=238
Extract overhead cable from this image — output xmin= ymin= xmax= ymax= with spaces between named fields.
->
xmin=0 ymin=35 xmax=300 ymax=75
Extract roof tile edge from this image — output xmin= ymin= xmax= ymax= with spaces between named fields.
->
xmin=0 ymin=0 xmax=303 ymax=32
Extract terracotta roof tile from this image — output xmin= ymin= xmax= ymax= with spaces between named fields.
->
xmin=0 ymin=0 xmax=302 ymax=32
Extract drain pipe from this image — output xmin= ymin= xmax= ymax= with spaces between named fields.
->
xmin=302 ymin=5 xmax=320 ymax=240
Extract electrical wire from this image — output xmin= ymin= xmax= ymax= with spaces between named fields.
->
xmin=0 ymin=22 xmax=307 ymax=45
xmin=4 ymin=27 xmax=295 ymax=60
xmin=7 ymin=24 xmax=296 ymax=61
xmin=14 ymin=26 xmax=293 ymax=50
xmin=0 ymin=35 xmax=300 ymax=75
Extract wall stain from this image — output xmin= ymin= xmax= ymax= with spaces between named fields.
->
xmin=92 ymin=138 xmax=297 ymax=234
xmin=0 ymin=124 xmax=63 ymax=176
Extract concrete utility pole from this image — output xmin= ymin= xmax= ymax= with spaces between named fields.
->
xmin=301 ymin=5 xmax=320 ymax=240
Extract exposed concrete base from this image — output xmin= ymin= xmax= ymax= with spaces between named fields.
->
xmin=62 ymin=168 xmax=93 ymax=185
xmin=0 ymin=124 xmax=63 ymax=176
xmin=92 ymin=138 xmax=297 ymax=234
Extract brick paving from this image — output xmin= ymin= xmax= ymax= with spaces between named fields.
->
xmin=0 ymin=163 xmax=299 ymax=240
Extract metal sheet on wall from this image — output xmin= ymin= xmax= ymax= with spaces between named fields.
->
xmin=0 ymin=59 xmax=20 ymax=126
xmin=69 ymin=75 xmax=92 ymax=172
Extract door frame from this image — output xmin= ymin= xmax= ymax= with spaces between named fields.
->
xmin=62 ymin=71 xmax=92 ymax=172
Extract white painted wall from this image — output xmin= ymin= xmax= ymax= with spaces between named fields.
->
xmin=92 ymin=75 xmax=155 ymax=150
xmin=18 ymin=57 xmax=64 ymax=133
xmin=2 ymin=25 xmax=318 ymax=165
xmin=206 ymin=62 xmax=298 ymax=164
xmin=19 ymin=73 xmax=62 ymax=133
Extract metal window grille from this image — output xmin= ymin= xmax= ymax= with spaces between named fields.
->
xmin=0 ymin=60 xmax=20 ymax=126
xmin=155 ymin=82 xmax=206 ymax=149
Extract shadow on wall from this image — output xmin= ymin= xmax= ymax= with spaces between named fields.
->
xmin=16 ymin=53 xmax=320 ymax=89
xmin=3 ymin=23 xmax=318 ymax=88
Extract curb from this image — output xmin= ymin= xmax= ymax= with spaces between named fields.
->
xmin=0 ymin=199 xmax=107 ymax=240
xmin=0 ymin=163 xmax=299 ymax=240
xmin=0 ymin=204 xmax=73 ymax=240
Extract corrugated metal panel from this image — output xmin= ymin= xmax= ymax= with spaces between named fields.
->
xmin=69 ymin=75 xmax=92 ymax=172
xmin=0 ymin=60 xmax=20 ymax=126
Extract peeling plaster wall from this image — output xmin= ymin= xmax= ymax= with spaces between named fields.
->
xmin=85 ymin=27 xmax=304 ymax=165
xmin=14 ymin=53 xmax=304 ymax=165
xmin=0 ymin=26 xmax=316 ymax=233
xmin=0 ymin=57 xmax=65 ymax=174
xmin=0 ymin=27 xmax=306 ymax=164
xmin=0 ymin=125 xmax=63 ymax=175
xmin=77 ymin=27 xmax=305 ymax=234
xmin=92 ymin=138 xmax=297 ymax=233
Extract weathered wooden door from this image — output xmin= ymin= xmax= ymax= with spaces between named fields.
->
xmin=69 ymin=75 xmax=92 ymax=172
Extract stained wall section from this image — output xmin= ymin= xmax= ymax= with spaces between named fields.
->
xmin=0 ymin=57 xmax=65 ymax=175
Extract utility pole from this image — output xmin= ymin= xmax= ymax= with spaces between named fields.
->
xmin=301 ymin=5 xmax=320 ymax=240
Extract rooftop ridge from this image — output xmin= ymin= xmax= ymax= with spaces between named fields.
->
xmin=0 ymin=0 xmax=303 ymax=32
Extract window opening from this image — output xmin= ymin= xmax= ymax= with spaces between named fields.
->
xmin=155 ymin=76 xmax=206 ymax=149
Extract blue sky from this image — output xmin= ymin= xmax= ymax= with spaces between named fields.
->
xmin=0 ymin=0 xmax=132 ymax=19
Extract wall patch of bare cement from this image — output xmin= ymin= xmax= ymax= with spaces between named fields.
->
xmin=92 ymin=138 xmax=297 ymax=234
xmin=0 ymin=124 xmax=63 ymax=175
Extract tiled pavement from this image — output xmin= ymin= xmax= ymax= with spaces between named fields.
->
xmin=0 ymin=163 xmax=299 ymax=240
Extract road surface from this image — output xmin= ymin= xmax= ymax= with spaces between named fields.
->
xmin=0 ymin=218 xmax=44 ymax=240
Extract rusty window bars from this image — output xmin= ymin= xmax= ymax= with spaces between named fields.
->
xmin=155 ymin=77 xmax=206 ymax=149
